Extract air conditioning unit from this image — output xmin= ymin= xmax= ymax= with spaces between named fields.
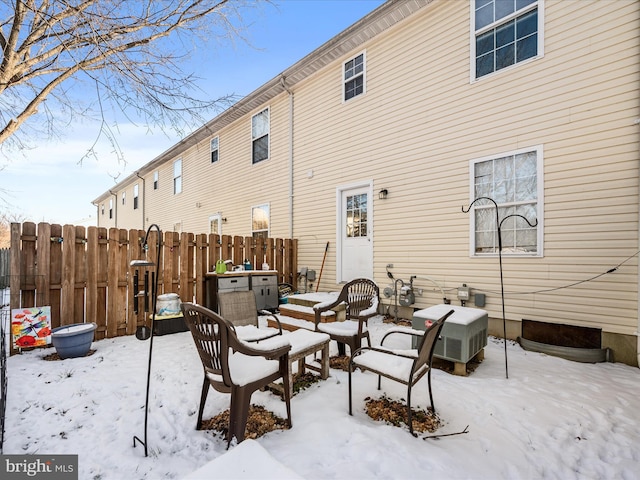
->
xmin=411 ymin=304 xmax=488 ymax=364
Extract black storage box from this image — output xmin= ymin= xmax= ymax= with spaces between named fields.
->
xmin=153 ymin=314 xmax=188 ymax=336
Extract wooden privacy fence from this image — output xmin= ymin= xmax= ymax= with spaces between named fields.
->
xmin=9 ymin=222 xmax=298 ymax=346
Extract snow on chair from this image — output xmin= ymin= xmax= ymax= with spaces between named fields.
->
xmin=180 ymin=302 xmax=292 ymax=448
xmin=348 ymin=308 xmax=454 ymax=436
xmin=313 ymin=278 xmax=380 ymax=356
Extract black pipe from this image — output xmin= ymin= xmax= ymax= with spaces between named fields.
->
xmin=133 ymin=270 xmax=139 ymax=313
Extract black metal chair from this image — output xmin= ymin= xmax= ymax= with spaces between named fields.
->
xmin=348 ymin=309 xmax=454 ymax=436
xmin=180 ymin=302 xmax=292 ymax=448
xmin=313 ymin=278 xmax=380 ymax=356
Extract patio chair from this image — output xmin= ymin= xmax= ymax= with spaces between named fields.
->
xmin=217 ymin=290 xmax=283 ymax=342
xmin=313 ymin=278 xmax=380 ymax=356
xmin=180 ymin=302 xmax=292 ymax=448
xmin=348 ymin=308 xmax=454 ymax=436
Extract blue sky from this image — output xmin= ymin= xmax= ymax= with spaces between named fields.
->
xmin=0 ymin=0 xmax=384 ymax=225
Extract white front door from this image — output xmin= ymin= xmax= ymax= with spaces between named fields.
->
xmin=338 ymin=183 xmax=373 ymax=282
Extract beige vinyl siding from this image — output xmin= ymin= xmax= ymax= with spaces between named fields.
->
xmin=93 ymin=0 xmax=638 ymax=339
xmin=140 ymin=96 xmax=292 ymax=239
xmin=112 ymin=182 xmax=144 ymax=229
xmin=288 ymin=0 xmax=639 ymax=335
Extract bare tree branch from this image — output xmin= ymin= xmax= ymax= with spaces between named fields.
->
xmin=0 ymin=0 xmax=264 ymax=156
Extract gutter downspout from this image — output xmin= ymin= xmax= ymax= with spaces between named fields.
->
xmin=634 ymin=118 xmax=640 ymax=368
xmin=136 ymin=173 xmax=146 ymax=230
xmin=637 ymin=117 xmax=640 ymax=368
xmin=281 ymin=75 xmax=294 ymax=239
xmin=109 ymin=190 xmax=118 ymax=228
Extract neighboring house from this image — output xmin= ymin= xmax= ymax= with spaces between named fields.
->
xmin=92 ymin=0 xmax=640 ymax=366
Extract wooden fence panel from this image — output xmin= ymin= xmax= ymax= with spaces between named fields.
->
xmin=126 ymin=229 xmax=141 ymax=336
xmin=74 ymin=226 xmax=87 ymax=326
xmin=49 ymin=224 xmax=63 ymax=329
xmin=35 ymin=223 xmax=50 ymax=308
xmin=106 ymin=228 xmax=119 ymax=338
xmin=195 ymin=234 xmax=208 ymax=305
xmin=9 ymin=222 xmax=297 ymax=347
xmin=96 ymin=227 xmax=108 ymax=339
xmin=9 ymin=224 xmax=20 ymax=356
xmin=61 ymin=224 xmax=75 ymax=326
xmin=164 ymin=231 xmax=179 ymax=294
xmin=220 ymin=234 xmax=232 ymax=264
xmin=20 ymin=222 xmax=37 ymax=309
xmin=86 ymin=227 xmax=99 ymax=337
xmin=232 ymin=236 xmax=243 ymax=267
xmin=207 ymin=233 xmax=220 ymax=272
xmin=180 ymin=232 xmax=195 ymax=302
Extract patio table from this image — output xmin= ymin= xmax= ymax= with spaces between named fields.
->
xmin=271 ymin=329 xmax=330 ymax=399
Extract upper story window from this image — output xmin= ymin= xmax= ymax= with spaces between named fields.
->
xmin=121 ymin=192 xmax=126 ymax=205
xmin=470 ymin=145 xmax=543 ymax=256
xmin=109 ymin=199 xmax=113 ymax=219
xmin=101 ymin=204 xmax=105 ymax=216
xmin=210 ymin=137 xmax=219 ymax=164
xmin=343 ymin=52 xmax=365 ymax=101
xmin=252 ymin=109 xmax=269 ymax=164
xmin=473 ymin=0 xmax=542 ymax=79
xmin=252 ymin=204 xmax=270 ymax=239
xmin=133 ymin=184 xmax=139 ymax=210
xmin=153 ymin=171 xmax=159 ymax=190
xmin=173 ymin=159 xmax=182 ymax=195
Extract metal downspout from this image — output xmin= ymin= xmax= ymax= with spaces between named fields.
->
xmin=281 ymin=76 xmax=294 ymax=239
xmin=637 ymin=117 xmax=640 ymax=368
xmin=136 ymin=173 xmax=146 ymax=230
xmin=109 ymin=190 xmax=118 ymax=228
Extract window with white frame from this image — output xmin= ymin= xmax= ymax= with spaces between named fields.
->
xmin=343 ymin=52 xmax=365 ymax=101
xmin=153 ymin=171 xmax=159 ymax=190
xmin=209 ymin=214 xmax=222 ymax=235
xmin=173 ymin=158 xmax=182 ymax=194
xmin=133 ymin=184 xmax=139 ymax=210
xmin=121 ymin=192 xmax=126 ymax=205
xmin=252 ymin=109 xmax=269 ymax=164
xmin=473 ymin=0 xmax=542 ymax=79
xmin=210 ymin=137 xmax=219 ymax=164
xmin=470 ymin=146 xmax=542 ymax=255
xmin=109 ymin=199 xmax=113 ymax=219
xmin=251 ymin=204 xmax=269 ymax=239
xmin=101 ymin=204 xmax=105 ymax=216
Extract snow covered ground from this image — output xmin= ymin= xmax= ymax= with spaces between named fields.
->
xmin=3 ymin=314 xmax=640 ymax=479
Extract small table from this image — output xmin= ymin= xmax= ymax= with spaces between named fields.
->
xmin=271 ymin=329 xmax=330 ymax=398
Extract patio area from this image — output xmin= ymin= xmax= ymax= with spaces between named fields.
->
xmin=4 ymin=314 xmax=640 ymax=479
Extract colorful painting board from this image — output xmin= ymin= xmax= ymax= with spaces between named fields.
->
xmin=11 ymin=306 xmax=52 ymax=348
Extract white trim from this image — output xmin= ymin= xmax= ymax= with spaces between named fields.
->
xmin=468 ymin=145 xmax=544 ymax=257
xmin=469 ymin=0 xmax=545 ymax=84
xmin=336 ymin=180 xmax=374 ymax=283
xmin=209 ymin=213 xmax=222 ymax=235
xmin=342 ymin=50 xmax=366 ymax=103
